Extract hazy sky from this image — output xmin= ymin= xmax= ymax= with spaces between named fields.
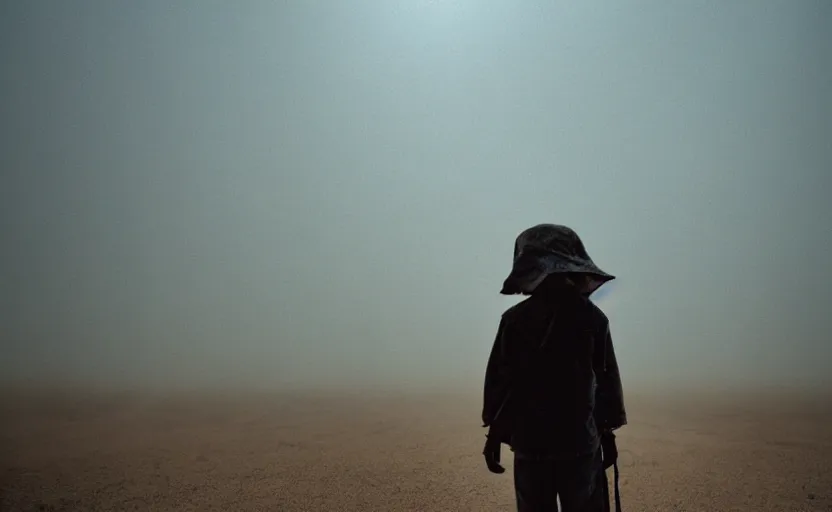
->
xmin=2 ymin=1 xmax=830 ymax=393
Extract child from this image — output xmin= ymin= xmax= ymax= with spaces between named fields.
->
xmin=482 ymin=224 xmax=627 ymax=512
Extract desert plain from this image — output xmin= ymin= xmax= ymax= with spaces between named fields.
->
xmin=1 ymin=387 xmax=830 ymax=511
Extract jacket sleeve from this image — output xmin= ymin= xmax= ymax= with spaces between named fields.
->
xmin=595 ymin=322 xmax=627 ymax=431
xmin=482 ymin=316 xmax=510 ymax=428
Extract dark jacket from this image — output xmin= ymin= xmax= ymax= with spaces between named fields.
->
xmin=482 ymin=287 xmax=626 ymax=458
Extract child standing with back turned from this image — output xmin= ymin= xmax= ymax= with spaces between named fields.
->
xmin=481 ymin=224 xmax=627 ymax=512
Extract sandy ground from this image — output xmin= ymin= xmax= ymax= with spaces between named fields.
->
xmin=1 ymin=388 xmax=830 ymax=511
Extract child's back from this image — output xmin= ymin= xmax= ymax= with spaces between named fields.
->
xmin=481 ymin=224 xmax=626 ymax=512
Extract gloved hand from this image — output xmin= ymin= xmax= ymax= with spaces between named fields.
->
xmin=601 ymin=430 xmax=618 ymax=470
xmin=483 ymin=432 xmax=506 ymax=474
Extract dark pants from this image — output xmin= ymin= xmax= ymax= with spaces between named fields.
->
xmin=513 ymin=448 xmax=609 ymax=512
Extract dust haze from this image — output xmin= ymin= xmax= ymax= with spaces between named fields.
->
xmin=3 ymin=0 xmax=830 ymax=397
xmin=2 ymin=2 xmax=831 ymax=510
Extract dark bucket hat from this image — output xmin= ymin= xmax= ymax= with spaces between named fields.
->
xmin=500 ymin=224 xmax=615 ymax=296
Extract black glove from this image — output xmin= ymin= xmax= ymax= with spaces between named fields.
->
xmin=483 ymin=432 xmax=506 ymax=474
xmin=601 ymin=430 xmax=618 ymax=470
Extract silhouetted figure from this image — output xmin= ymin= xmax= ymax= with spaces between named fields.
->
xmin=482 ymin=224 xmax=627 ymax=512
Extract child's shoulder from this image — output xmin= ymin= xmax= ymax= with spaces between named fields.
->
xmin=500 ymin=296 xmax=535 ymax=321
xmin=500 ymin=294 xmax=608 ymax=326
xmin=585 ymin=299 xmax=609 ymax=326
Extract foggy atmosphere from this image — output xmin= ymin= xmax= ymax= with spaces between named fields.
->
xmin=2 ymin=1 xmax=830 ymax=511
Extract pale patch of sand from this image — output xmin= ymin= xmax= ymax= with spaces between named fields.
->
xmin=1 ymin=388 xmax=830 ymax=511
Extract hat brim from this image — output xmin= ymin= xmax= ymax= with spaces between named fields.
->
xmin=499 ymin=251 xmax=615 ymax=296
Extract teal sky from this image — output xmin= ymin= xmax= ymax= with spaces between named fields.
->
xmin=2 ymin=1 xmax=830 ymax=393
